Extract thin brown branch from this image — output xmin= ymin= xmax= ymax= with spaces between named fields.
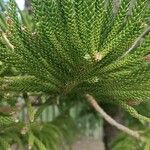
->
xmin=0 ymin=106 xmax=16 ymax=115
xmin=121 ymin=25 xmax=150 ymax=58
xmin=2 ymin=33 xmax=14 ymax=50
xmin=85 ymin=94 xmax=145 ymax=142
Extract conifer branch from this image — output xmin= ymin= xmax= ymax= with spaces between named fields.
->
xmin=85 ymin=94 xmax=145 ymax=142
xmin=121 ymin=25 xmax=150 ymax=58
xmin=2 ymin=33 xmax=14 ymax=49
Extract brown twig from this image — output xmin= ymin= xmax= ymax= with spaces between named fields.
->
xmin=121 ymin=25 xmax=150 ymax=58
xmin=2 ymin=32 xmax=14 ymax=49
xmin=85 ymin=94 xmax=145 ymax=142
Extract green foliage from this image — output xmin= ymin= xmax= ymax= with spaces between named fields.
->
xmin=0 ymin=114 xmax=78 ymax=150
xmin=1 ymin=0 xmax=149 ymax=121
xmin=111 ymin=128 xmax=150 ymax=150
xmin=0 ymin=0 xmax=150 ymax=149
xmin=111 ymin=102 xmax=150 ymax=149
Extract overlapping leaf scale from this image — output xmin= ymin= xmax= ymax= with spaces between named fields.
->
xmin=34 ymin=1 xmax=72 ymax=67
xmin=76 ymin=70 xmax=150 ymax=111
xmin=78 ymin=82 xmax=150 ymax=122
xmin=119 ymin=102 xmax=150 ymax=122
xmin=22 ymin=27 xmax=73 ymax=84
xmin=99 ymin=0 xmax=130 ymax=50
xmin=24 ymin=30 xmax=67 ymax=82
xmin=98 ymin=0 xmax=114 ymax=50
xmin=96 ymin=75 xmax=150 ymax=89
xmin=17 ymin=28 xmax=57 ymax=76
xmin=80 ymin=0 xmax=96 ymax=54
xmin=0 ymin=76 xmax=57 ymax=93
xmin=29 ymin=1 xmax=61 ymax=72
xmin=77 ymin=76 xmax=150 ymax=97
xmin=0 ymin=47 xmax=29 ymax=73
xmin=95 ymin=0 xmax=148 ymax=70
xmin=61 ymin=0 xmax=87 ymax=61
xmin=75 ymin=84 xmax=150 ymax=123
xmin=31 ymin=0 xmax=76 ymax=82
xmin=105 ymin=59 xmax=150 ymax=83
xmin=48 ymin=0 xmax=77 ymax=65
xmin=38 ymin=1 xmax=77 ymax=80
xmin=0 ymin=48 xmax=61 ymax=87
xmin=6 ymin=1 xmax=63 ymax=85
xmin=74 ymin=0 xmax=87 ymax=49
xmin=94 ymin=33 xmax=150 ymax=77
xmin=93 ymin=0 xmax=105 ymax=51
xmin=0 ymin=0 xmax=150 ymax=123
xmin=99 ymin=21 xmax=143 ymax=68
xmin=29 ymin=29 xmax=71 ymax=83
xmin=93 ymin=88 xmax=150 ymax=103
